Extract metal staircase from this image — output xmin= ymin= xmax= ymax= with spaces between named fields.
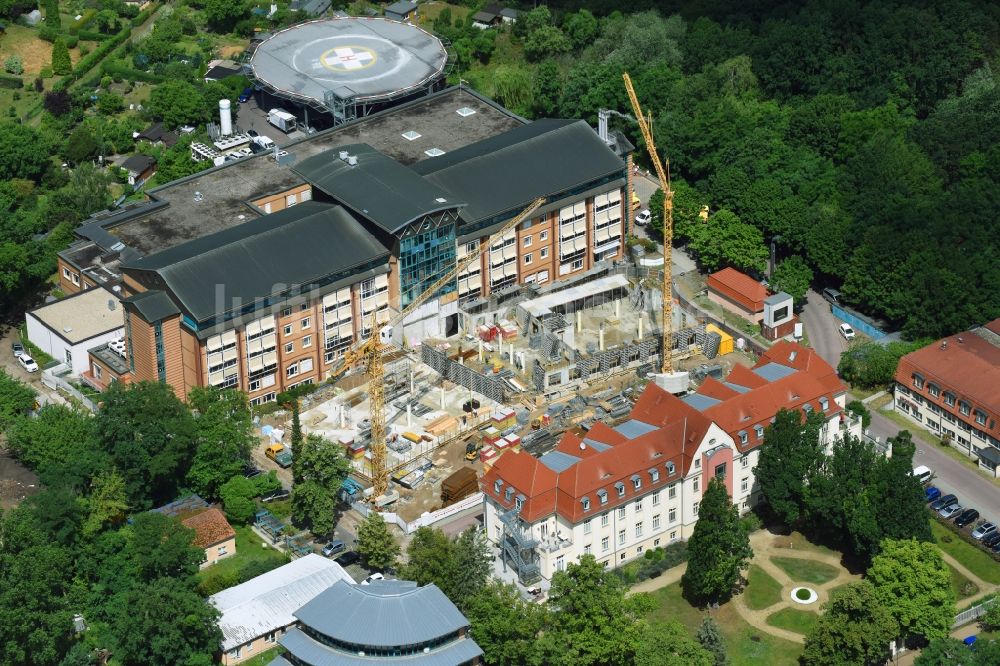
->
xmin=499 ymin=506 xmax=541 ymax=585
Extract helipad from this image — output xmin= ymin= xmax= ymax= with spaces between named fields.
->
xmin=249 ymin=18 xmax=448 ymax=107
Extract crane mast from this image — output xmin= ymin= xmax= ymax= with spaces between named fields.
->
xmin=623 ymin=72 xmax=674 ymax=374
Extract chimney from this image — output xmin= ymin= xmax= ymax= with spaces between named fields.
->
xmin=598 ymin=109 xmax=609 ymax=144
xmin=218 ymin=99 xmax=232 ymax=137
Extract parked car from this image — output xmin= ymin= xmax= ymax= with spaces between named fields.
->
xmin=839 ymin=323 xmax=856 ymax=340
xmin=246 ymin=129 xmax=259 ymax=138
xmin=992 ymin=538 xmax=1000 ymax=553
xmin=322 ymin=540 xmax=346 ymax=558
xmin=243 ymin=464 xmax=263 ymax=479
xmin=972 ymin=522 xmax=997 ymax=540
xmin=939 ymin=503 xmax=963 ymax=520
xmin=925 ymin=486 xmax=942 ymax=502
xmin=11 ymin=341 xmax=24 ymax=358
xmin=822 ymin=288 xmax=842 ymax=305
xmin=930 ymin=494 xmax=958 ymax=511
xmin=635 ymin=209 xmax=651 ymax=226
xmin=238 ymin=87 xmax=254 ymax=103
xmin=265 ymin=443 xmax=293 ymax=468
xmin=955 ymin=509 xmax=981 ymax=528
xmin=362 ymin=573 xmax=384 ymax=585
xmin=335 ymin=551 xmax=361 ymax=567
xmin=981 ymin=532 xmax=1000 ymax=549
xmin=913 ymin=465 xmax=933 ymax=484
xmin=17 ymin=354 xmax=38 ymax=372
xmin=261 ymin=488 xmax=290 ymax=503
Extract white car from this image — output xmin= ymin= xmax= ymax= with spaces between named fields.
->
xmin=635 ymin=209 xmax=651 ymax=226
xmin=839 ymin=323 xmax=856 ymax=340
xmin=17 ymin=354 xmax=38 ymax=373
xmin=361 ymin=573 xmax=384 ymax=585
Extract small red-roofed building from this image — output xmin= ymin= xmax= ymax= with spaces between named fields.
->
xmin=182 ymin=507 xmax=237 ymax=569
xmin=480 ymin=341 xmax=858 ymax=583
xmin=707 ymin=267 xmax=770 ymax=322
xmin=893 ymin=319 xmax=1000 ymax=476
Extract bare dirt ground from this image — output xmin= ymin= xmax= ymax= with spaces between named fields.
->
xmin=0 ymin=449 xmax=39 ymax=509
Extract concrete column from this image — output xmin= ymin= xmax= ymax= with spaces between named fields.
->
xmin=340 ymin=405 xmax=346 ymax=428
xmin=407 ymin=404 xmax=412 ymax=427
xmin=577 ymin=310 xmax=583 ymax=332
xmin=478 ymin=338 xmax=483 ymax=362
xmin=599 ymin=324 xmax=605 ymax=351
xmin=440 ymin=386 xmax=445 ymax=410
xmin=639 ymin=316 xmax=644 ymax=339
xmin=615 ymin=300 xmax=621 ymax=318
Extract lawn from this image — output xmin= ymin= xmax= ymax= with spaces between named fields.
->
xmin=645 ymin=582 xmax=803 ymax=666
xmin=931 ymin=520 xmax=1000 ymax=585
xmin=947 ymin=562 xmax=980 ymax=600
xmin=771 ymin=557 xmax=840 ymax=585
xmin=238 ymin=646 xmax=283 ymax=666
xmin=745 ymin=565 xmax=783 ymax=610
xmin=767 ymin=607 xmax=820 ymax=637
xmin=196 ymin=525 xmax=289 ymax=591
xmin=770 ymin=530 xmax=841 ymax=559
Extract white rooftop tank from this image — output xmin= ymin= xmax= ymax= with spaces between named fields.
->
xmin=219 ymin=99 xmax=232 ymax=137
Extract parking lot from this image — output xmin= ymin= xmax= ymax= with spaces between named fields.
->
xmin=232 ymin=97 xmax=304 ymax=148
xmin=926 ymin=480 xmax=1000 ymax=553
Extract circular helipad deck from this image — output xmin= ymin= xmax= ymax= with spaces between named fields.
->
xmin=250 ymin=18 xmax=448 ymax=106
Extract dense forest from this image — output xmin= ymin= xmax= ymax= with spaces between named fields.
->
xmin=439 ymin=0 xmax=1000 ymax=339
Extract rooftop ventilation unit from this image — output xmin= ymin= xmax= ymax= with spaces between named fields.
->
xmin=424 ymin=148 xmax=445 ymax=157
xmin=347 ymin=155 xmax=358 ymax=166
xmin=401 ymin=130 xmax=421 ymax=141
xmin=339 ymin=150 xmax=349 ymax=160
xmin=107 ymin=299 xmax=116 ymax=311
xmin=193 ymin=191 xmax=204 ymax=202
xmin=435 ymin=197 xmax=447 ymax=203
xmin=456 ymin=107 xmax=476 ymax=117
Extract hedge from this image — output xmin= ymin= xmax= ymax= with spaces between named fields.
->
xmin=0 ymin=74 xmax=24 ymax=89
xmin=612 ymin=541 xmax=689 ymax=585
xmin=101 ymin=61 xmax=164 ymax=83
xmin=76 ymin=29 xmax=116 ymax=42
xmin=130 ymin=2 xmax=160 ymax=28
xmin=54 ymin=24 xmax=130 ymax=91
xmin=67 ymin=9 xmax=97 ymax=35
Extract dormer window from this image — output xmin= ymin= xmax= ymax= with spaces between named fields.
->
xmin=754 ymin=425 xmax=764 ymax=439
xmin=928 ymin=383 xmax=940 ymax=398
xmin=582 ymin=497 xmax=591 ymax=512
xmin=515 ymin=494 xmax=524 ymax=511
xmin=598 ymin=489 xmax=608 ymax=504
xmin=631 ymin=474 xmax=641 ymax=490
xmin=819 ymin=397 xmax=829 ymax=411
xmin=494 ymin=479 xmax=503 ymax=494
xmin=803 ymin=403 xmax=813 ymax=414
xmin=944 ymin=392 xmax=955 ymax=407
xmin=615 ymin=481 xmax=625 ymax=497
xmin=666 ymin=462 xmax=676 ymax=475
xmin=504 ymin=487 xmax=514 ymax=502
xmin=649 ymin=468 xmax=660 ymax=482
xmin=912 ymin=373 xmax=924 ymax=389
xmin=738 ymin=430 xmax=748 ymax=445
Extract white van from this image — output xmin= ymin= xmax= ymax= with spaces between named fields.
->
xmin=913 ymin=465 xmax=933 ymax=484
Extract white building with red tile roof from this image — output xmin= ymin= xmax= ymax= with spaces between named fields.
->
xmin=480 ymin=342 xmax=859 ymax=584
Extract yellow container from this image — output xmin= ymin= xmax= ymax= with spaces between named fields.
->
xmin=705 ymin=323 xmax=734 ymax=355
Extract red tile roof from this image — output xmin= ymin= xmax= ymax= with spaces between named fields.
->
xmin=894 ymin=321 xmax=1000 ymax=433
xmin=481 ymin=384 xmax=706 ymax=524
xmin=707 ymin=267 xmax=770 ymax=312
xmin=182 ymin=508 xmax=236 ymax=549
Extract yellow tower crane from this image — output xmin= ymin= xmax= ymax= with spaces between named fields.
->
xmin=330 ymin=197 xmax=545 ymax=498
xmin=623 ymin=72 xmax=674 ymax=374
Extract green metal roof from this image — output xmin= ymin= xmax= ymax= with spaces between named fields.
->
xmin=122 ymin=201 xmax=389 ymax=323
xmin=292 ymin=144 xmax=462 ymax=235
xmin=413 ymin=119 xmax=626 ymax=224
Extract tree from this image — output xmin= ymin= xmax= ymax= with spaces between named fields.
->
xmin=875 ymin=432 xmax=932 ymax=545
xmin=755 ymin=409 xmax=825 ymax=526
xmin=83 ymin=470 xmax=129 ymax=537
xmin=187 ymin=387 xmax=254 ymax=499
xmin=356 ymin=512 xmax=399 ymax=572
xmin=0 ymin=123 xmax=50 ymax=182
xmin=524 ymin=25 xmax=571 ymax=62
xmin=635 ymin=621 xmax=714 ymax=666
xmin=868 ymin=539 xmax=955 ymax=643
xmin=450 ymin=528 xmax=492 ymax=610
xmin=0 ymin=369 xmax=36 ymax=431
xmin=6 ymin=405 xmax=103 ymax=487
xmin=696 ymin=617 xmax=728 ymax=666
xmin=106 ymin=577 xmax=221 ymax=666
xmin=51 ymin=38 xmax=72 ymax=76
xmin=914 ymin=637 xmax=979 ymax=665
xmin=688 ymin=209 xmax=768 ymax=274
xmin=127 ymin=512 xmax=203 ymax=582
xmin=682 ymin=477 xmax=752 ymax=604
xmin=147 ymin=80 xmax=213 ymax=129
xmin=95 ymin=381 xmax=197 ymax=510
xmin=562 ymin=10 xmax=598 ymax=50
xmin=290 ymin=433 xmax=350 ymax=535
xmin=219 ymin=473 xmax=280 ymax=524
xmin=97 ymin=92 xmax=124 ymax=116
xmin=401 ymin=526 xmax=456 ymax=590
xmin=543 ymin=555 xmax=653 ymax=665
xmin=465 ymin=583 xmax=544 ymax=666
xmin=202 ymin=0 xmax=249 ymax=32
xmin=769 ymin=255 xmax=813 ymax=302
xmin=64 ymin=126 xmax=100 ymax=165
xmin=801 ymin=581 xmax=895 ymax=666
xmin=44 ymin=90 xmax=73 ymax=117
xmin=846 ymin=400 xmax=872 ymax=429
xmin=4 ymin=54 xmax=23 ymax=75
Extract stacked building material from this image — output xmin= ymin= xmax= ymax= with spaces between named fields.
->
xmin=425 ymin=414 xmax=459 ymax=436
xmin=441 ymin=467 xmax=478 ymax=504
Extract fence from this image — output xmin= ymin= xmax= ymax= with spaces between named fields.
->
xmin=352 ymin=492 xmax=484 ymax=535
xmin=830 ymin=304 xmax=887 ymax=340
xmin=41 ymin=366 xmax=97 ymax=412
xmin=953 ymin=595 xmax=998 ymax=629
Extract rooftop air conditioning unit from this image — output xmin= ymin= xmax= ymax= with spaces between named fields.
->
xmin=347 ymin=155 xmax=358 ymax=166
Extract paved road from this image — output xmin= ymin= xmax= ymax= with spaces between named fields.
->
xmin=798 ymin=292 xmax=1000 ymax=523
xmin=630 ymin=173 xmax=697 ymax=275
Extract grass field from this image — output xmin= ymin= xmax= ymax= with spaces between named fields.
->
xmin=196 ymin=525 xmax=289 ymax=590
xmin=931 ymin=520 xmax=1000 ymax=585
xmin=645 ymin=582 xmax=803 ymax=666
xmin=745 ymin=565 xmax=784 ymax=610
xmin=236 ymin=646 xmax=282 ymax=666
xmin=767 ymin=607 xmax=820 ymax=637
xmin=771 ymin=557 xmax=840 ymax=586
xmin=947 ymin=562 xmax=980 ymax=600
